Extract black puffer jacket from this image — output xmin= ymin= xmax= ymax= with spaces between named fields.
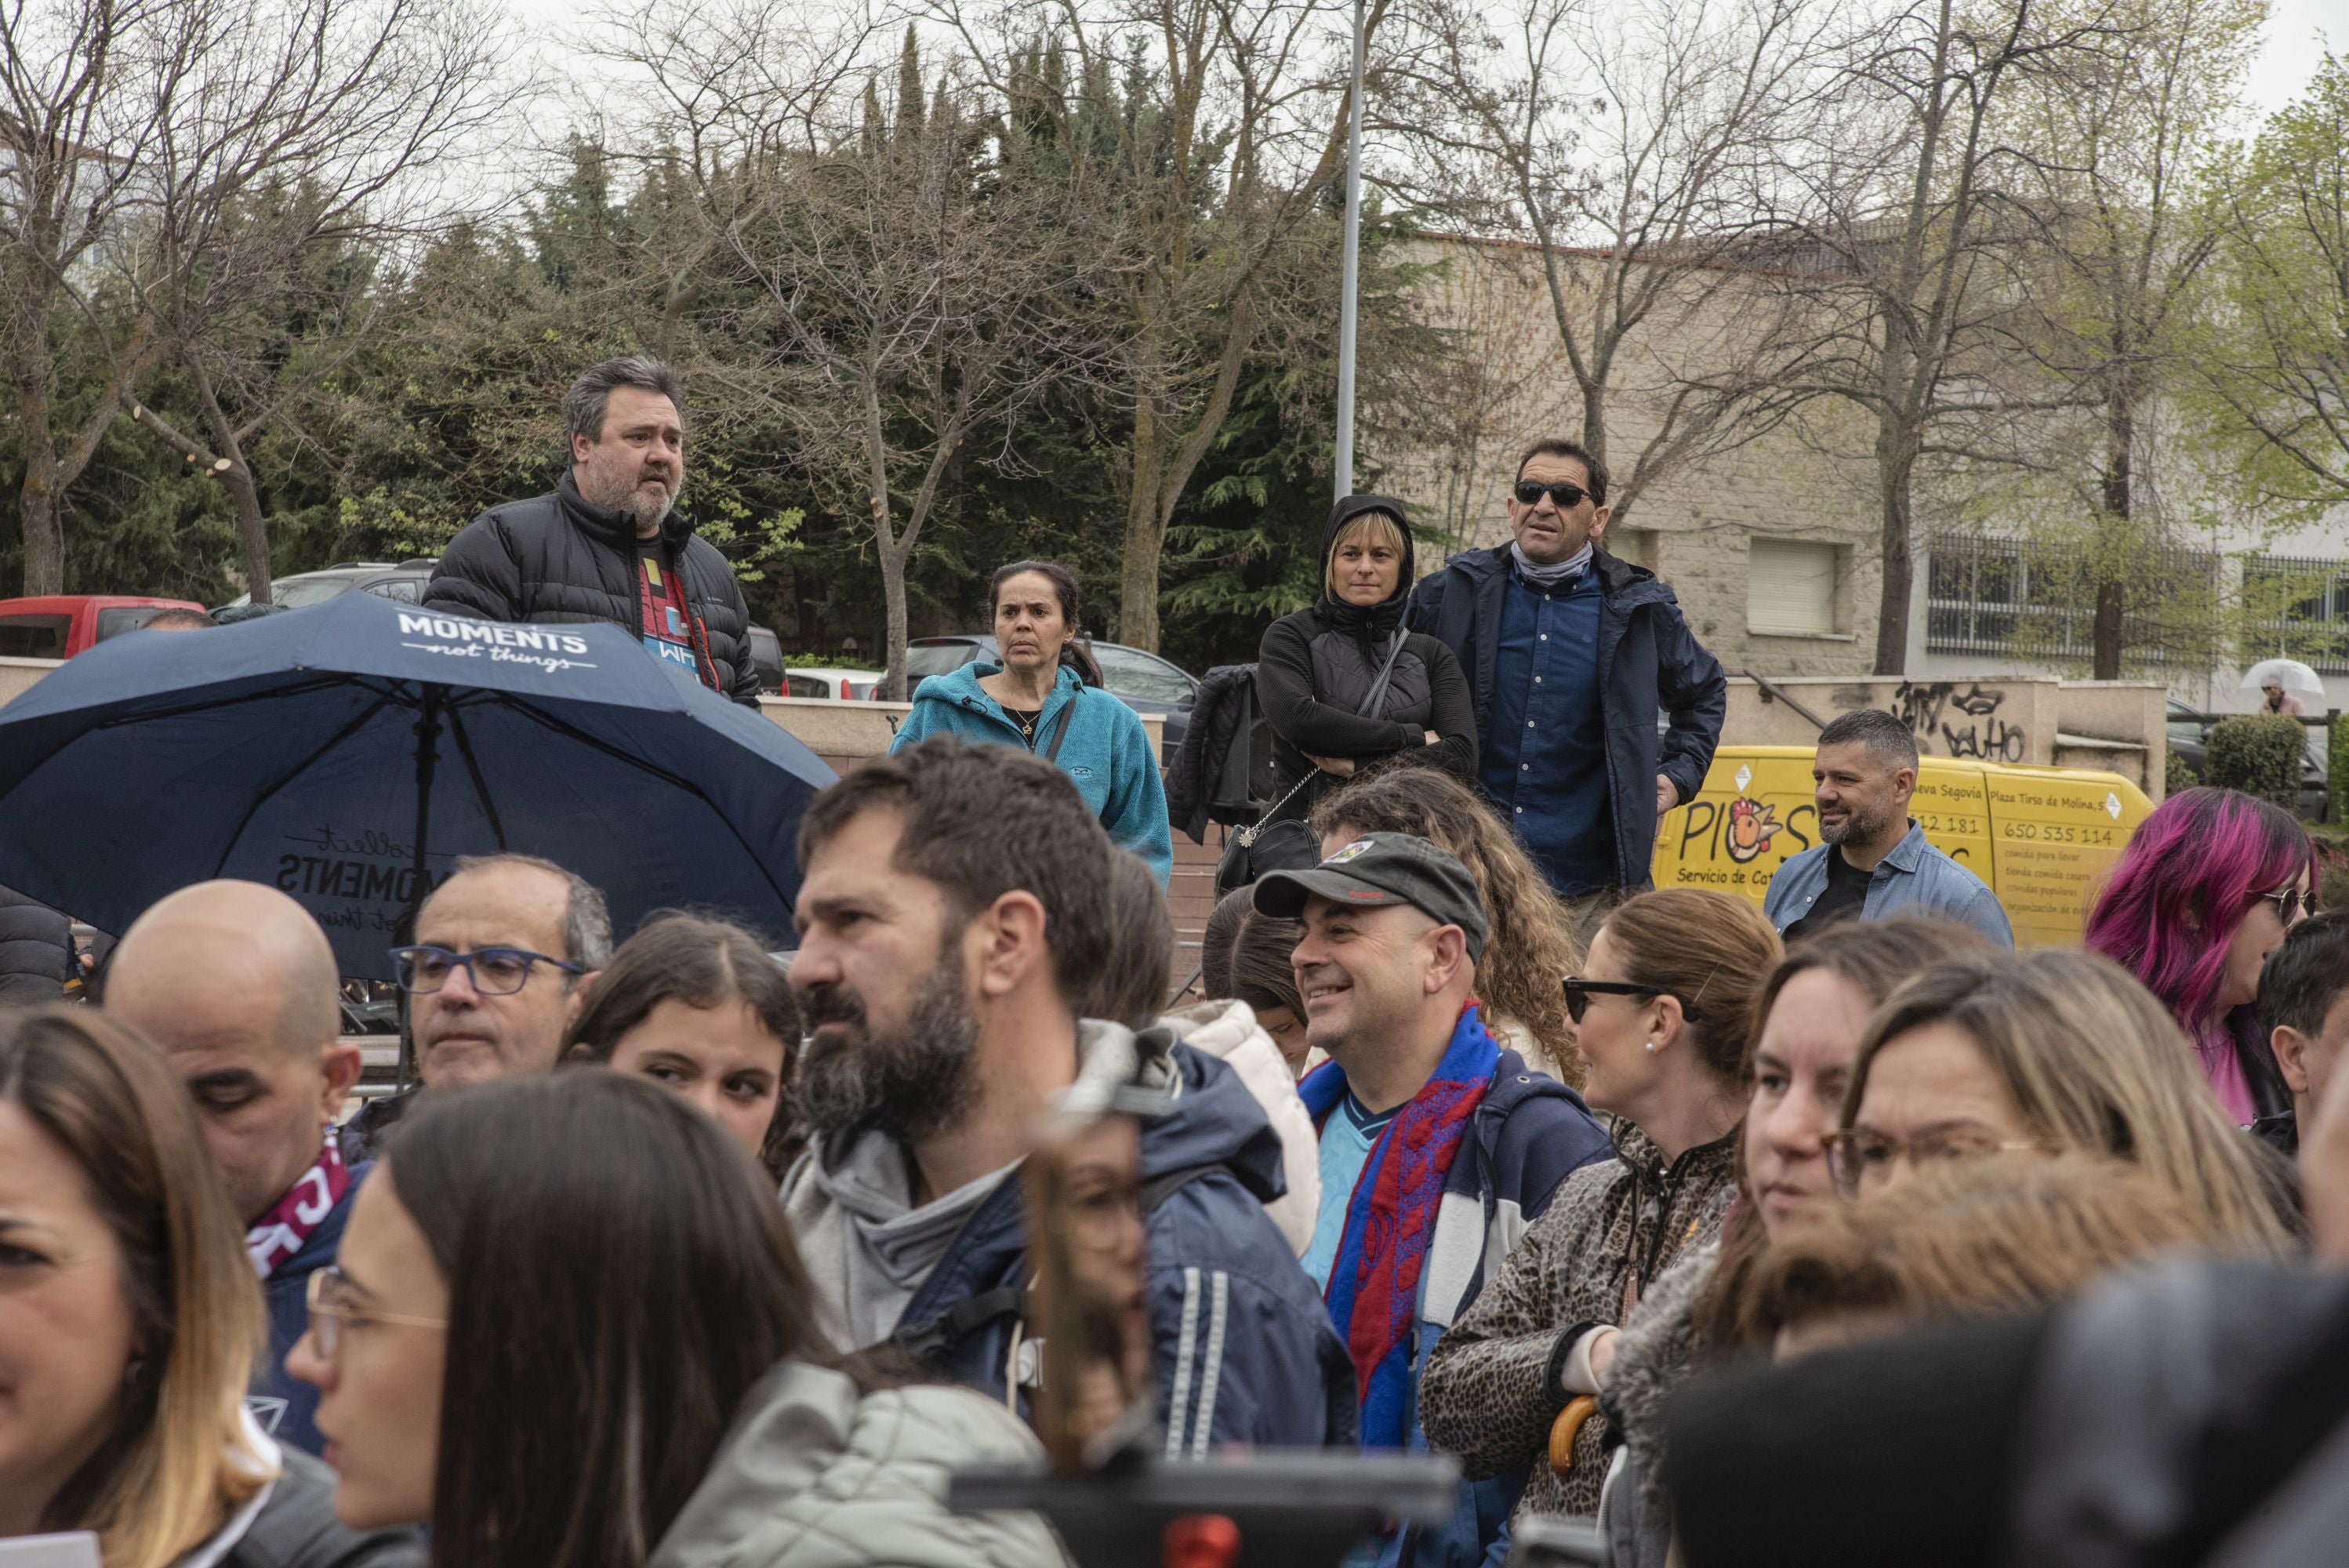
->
xmin=1254 ymin=495 xmax=1476 ymax=823
xmin=423 ymin=472 xmax=761 ymax=703
xmin=0 ymin=885 xmax=72 ymax=1005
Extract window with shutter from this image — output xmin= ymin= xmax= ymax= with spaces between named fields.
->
xmin=1748 ymin=539 xmax=1841 ymax=637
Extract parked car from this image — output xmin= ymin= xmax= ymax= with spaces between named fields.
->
xmin=217 ymin=559 xmax=437 ymax=611
xmin=780 ymin=664 xmax=884 ymax=700
xmin=0 ymin=596 xmax=211 ymax=659
xmin=902 ymin=634 xmax=1198 ymax=757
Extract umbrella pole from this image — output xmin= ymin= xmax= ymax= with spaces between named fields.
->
xmin=396 ymin=686 xmax=444 ymax=1094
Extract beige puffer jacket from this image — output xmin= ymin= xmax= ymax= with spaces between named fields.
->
xmin=650 ymin=1361 xmax=1068 ymax=1568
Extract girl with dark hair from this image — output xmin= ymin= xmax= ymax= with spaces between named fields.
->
xmin=1254 ymin=497 xmax=1476 ymax=825
xmin=564 ymin=913 xmax=801 ymax=1178
xmin=288 ymin=1074 xmax=1062 ymax=1568
xmin=891 ymin=561 xmax=1172 ymax=884
xmin=1200 ymin=885 xmax=1313 ymax=1076
xmin=2084 ymin=786 xmax=2314 ymax=1125
xmin=0 ymin=1007 xmax=416 ymax=1568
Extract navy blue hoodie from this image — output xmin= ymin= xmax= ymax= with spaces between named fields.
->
xmin=884 ymin=1036 xmax=1359 ymax=1451
xmin=250 ymin=1162 xmax=371 ymax=1458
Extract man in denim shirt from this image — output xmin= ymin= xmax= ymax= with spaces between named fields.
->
xmin=1763 ymin=710 xmax=2013 ymax=946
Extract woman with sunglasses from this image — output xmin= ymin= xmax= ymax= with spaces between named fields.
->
xmin=287 ymin=1073 xmax=1062 ymax=1568
xmin=1574 ymin=919 xmax=1995 ymax=1568
xmin=1418 ymin=889 xmax=1780 ymax=1524
xmin=1831 ymin=949 xmax=2292 ymax=1249
xmin=2084 ymin=786 xmax=2315 ymax=1131
xmin=0 ymin=1007 xmax=419 ymax=1568
xmin=1253 ymin=495 xmax=1476 ymax=828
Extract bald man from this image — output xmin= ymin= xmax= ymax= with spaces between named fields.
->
xmin=107 ymin=880 xmax=367 ymax=1459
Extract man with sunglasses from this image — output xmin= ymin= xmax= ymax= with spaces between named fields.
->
xmin=342 ymin=852 xmax=612 ymax=1161
xmin=1406 ymin=439 xmax=1726 ymax=934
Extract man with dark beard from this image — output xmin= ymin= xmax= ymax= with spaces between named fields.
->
xmin=782 ymin=735 xmax=1357 ymax=1451
xmin=422 ymin=357 xmax=764 ymax=701
xmin=1763 ymin=708 xmax=2011 ymax=946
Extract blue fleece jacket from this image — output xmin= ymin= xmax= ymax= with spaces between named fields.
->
xmin=252 ymin=1160 xmax=371 ymax=1458
xmin=891 ymin=664 xmax=1174 ymax=886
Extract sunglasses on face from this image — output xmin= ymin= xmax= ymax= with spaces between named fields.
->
xmin=1560 ymin=977 xmax=1701 ymax=1025
xmin=1513 ymin=480 xmax=1592 ymax=510
xmin=2256 ymin=886 xmax=2307 ymax=926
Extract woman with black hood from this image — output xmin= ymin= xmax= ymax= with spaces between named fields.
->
xmin=1254 ymin=495 xmax=1476 ymax=823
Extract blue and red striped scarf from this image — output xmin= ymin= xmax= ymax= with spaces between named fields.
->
xmin=1298 ymin=1001 xmax=1496 ymax=1449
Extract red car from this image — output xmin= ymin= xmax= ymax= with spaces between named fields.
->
xmin=0 ymin=596 xmax=211 ymax=659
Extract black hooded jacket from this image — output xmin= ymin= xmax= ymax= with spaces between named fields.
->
xmin=422 ymin=472 xmax=761 ymax=703
xmin=1253 ymin=495 xmax=1476 ymax=822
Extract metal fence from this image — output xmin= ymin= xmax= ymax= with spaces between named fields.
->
xmin=1922 ymin=535 xmax=2224 ymax=666
xmin=2241 ymin=554 xmax=2349 ymax=675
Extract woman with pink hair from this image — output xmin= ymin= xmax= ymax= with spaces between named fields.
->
xmin=2084 ymin=786 xmax=2313 ymax=1127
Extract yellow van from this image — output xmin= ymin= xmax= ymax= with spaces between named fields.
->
xmin=1650 ymin=746 xmax=2156 ymax=947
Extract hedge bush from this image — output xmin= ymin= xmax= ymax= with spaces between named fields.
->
xmin=2333 ymin=712 xmax=2349 ymax=824
xmin=2165 ymin=748 xmax=2197 ymax=799
xmin=2205 ymin=714 xmax=2306 ymax=810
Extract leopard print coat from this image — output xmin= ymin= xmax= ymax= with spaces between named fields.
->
xmin=1417 ymin=1121 xmax=1739 ymax=1520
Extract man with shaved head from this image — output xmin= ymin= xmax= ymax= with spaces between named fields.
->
xmin=107 ymin=879 xmax=366 ymax=1457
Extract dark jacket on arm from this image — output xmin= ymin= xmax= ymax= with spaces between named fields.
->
xmin=0 ymin=885 xmax=73 ymax=1005
xmin=423 ymin=471 xmax=761 ymax=703
xmin=1406 ymin=544 xmax=1726 ymax=891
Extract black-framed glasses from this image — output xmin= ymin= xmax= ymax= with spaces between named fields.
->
xmin=2256 ymin=885 xmax=2307 ymax=927
xmin=390 ymin=945 xmax=582 ymax=996
xmin=1560 ymin=976 xmax=1700 ymax=1025
xmin=1513 ymin=479 xmax=1592 ymax=510
xmin=1824 ymin=1125 xmax=2042 ymax=1199
xmin=305 ymin=1267 xmax=447 ymax=1359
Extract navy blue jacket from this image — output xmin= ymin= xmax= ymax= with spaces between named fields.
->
xmin=252 ymin=1162 xmax=370 ymax=1458
xmin=894 ymin=1042 xmax=1358 ymax=1451
xmin=1407 ymin=546 xmax=1727 ymax=892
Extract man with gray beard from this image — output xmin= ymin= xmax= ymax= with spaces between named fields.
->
xmin=1763 ymin=708 xmax=2011 ymax=946
xmin=782 ymin=736 xmax=1356 ymax=1451
xmin=423 ymin=356 xmax=764 ymax=701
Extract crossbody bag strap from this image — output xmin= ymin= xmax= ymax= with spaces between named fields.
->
xmin=1359 ymin=627 xmax=1410 ymax=717
xmin=1041 ymin=687 xmax=1080 ymax=763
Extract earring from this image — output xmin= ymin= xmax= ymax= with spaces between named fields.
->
xmin=1643 ymin=1040 xmax=1657 ymax=1054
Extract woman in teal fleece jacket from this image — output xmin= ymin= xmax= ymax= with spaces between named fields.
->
xmin=890 ymin=561 xmax=1174 ymax=885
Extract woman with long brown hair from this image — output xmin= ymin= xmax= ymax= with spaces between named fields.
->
xmin=0 ymin=1007 xmax=416 ymax=1568
xmin=1312 ymin=768 xmax=1586 ymax=1083
xmin=289 ymin=1073 xmax=1062 ymax=1568
xmin=1418 ymin=889 xmax=1781 ymax=1523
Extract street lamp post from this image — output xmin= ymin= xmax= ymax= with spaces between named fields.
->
xmin=1333 ymin=0 xmax=1367 ymax=500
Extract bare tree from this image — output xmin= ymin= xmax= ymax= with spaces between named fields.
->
xmin=1998 ymin=0 xmax=2262 ymax=677
xmin=2 ymin=0 xmax=506 ymax=597
xmin=1389 ymin=0 xmax=1836 ymax=523
xmin=620 ymin=15 xmax=1127 ymax=696
xmin=1755 ymin=0 xmax=2126 ymax=673
xmin=933 ymin=0 xmax=1376 ymax=650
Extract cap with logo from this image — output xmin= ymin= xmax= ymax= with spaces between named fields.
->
xmin=1251 ymin=831 xmax=1488 ymax=960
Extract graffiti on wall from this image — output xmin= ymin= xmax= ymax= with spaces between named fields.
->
xmin=1891 ymin=681 xmax=2026 ymax=764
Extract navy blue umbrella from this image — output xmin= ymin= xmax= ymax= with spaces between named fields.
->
xmin=0 ymin=593 xmax=835 ymax=978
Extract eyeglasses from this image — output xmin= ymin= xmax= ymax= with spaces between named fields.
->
xmin=305 ymin=1268 xmax=446 ymax=1359
xmin=2255 ymin=886 xmax=2307 ymax=927
xmin=1824 ymin=1125 xmax=2041 ymax=1199
xmin=1560 ymin=977 xmax=1701 ymax=1025
xmin=390 ymin=945 xmax=583 ymax=996
xmin=1513 ymin=479 xmax=1594 ymax=510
